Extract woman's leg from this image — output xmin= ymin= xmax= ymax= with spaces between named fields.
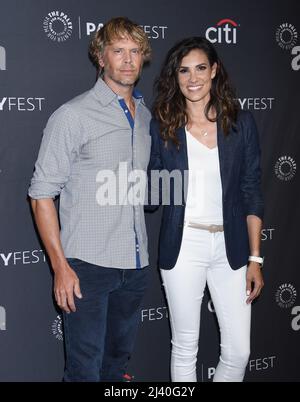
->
xmin=207 ymin=232 xmax=251 ymax=382
xmin=160 ymin=227 xmax=210 ymax=382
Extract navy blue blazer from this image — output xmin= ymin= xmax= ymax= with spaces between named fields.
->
xmin=146 ymin=110 xmax=264 ymax=270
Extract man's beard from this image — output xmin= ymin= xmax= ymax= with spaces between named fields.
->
xmin=108 ymin=68 xmax=141 ymax=87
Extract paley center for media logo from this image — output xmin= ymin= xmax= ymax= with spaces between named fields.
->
xmin=43 ymin=11 xmax=73 ymax=42
xmin=275 ymin=283 xmax=300 ymax=331
xmin=274 ymin=156 xmax=297 ymax=181
xmin=43 ymin=11 xmax=167 ymax=41
xmin=206 ymin=18 xmax=239 ymax=44
xmin=276 ymin=23 xmax=300 ymax=71
xmin=0 ymin=45 xmax=6 ymax=70
xmin=52 ymin=315 xmax=63 ymax=341
xmin=275 ymin=283 xmax=297 ymax=309
xmin=276 ymin=23 xmax=298 ymax=50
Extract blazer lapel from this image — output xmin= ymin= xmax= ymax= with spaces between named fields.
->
xmin=174 ymin=127 xmax=189 ymax=204
xmin=217 ymin=119 xmax=236 ymax=197
xmin=177 ymin=127 xmax=189 ymax=171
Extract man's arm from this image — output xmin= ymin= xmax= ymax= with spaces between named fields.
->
xmin=31 ymin=198 xmax=82 ymax=313
xmin=29 ymin=105 xmax=83 ymax=312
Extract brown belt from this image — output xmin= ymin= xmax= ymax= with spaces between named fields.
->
xmin=185 ymin=221 xmax=224 ymax=233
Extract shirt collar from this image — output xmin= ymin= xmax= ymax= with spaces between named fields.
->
xmin=92 ymin=77 xmax=116 ymax=106
xmin=132 ymin=88 xmax=143 ymax=99
xmin=92 ymin=77 xmax=144 ymax=106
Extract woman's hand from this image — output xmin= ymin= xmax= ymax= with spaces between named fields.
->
xmin=246 ymin=262 xmax=264 ymax=304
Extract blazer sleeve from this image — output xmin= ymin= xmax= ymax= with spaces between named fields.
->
xmin=145 ymin=118 xmax=163 ymax=212
xmin=240 ymin=111 xmax=264 ymax=220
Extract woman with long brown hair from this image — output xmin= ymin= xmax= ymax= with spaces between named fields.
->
xmin=148 ymin=37 xmax=264 ymax=382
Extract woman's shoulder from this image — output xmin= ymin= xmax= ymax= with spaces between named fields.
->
xmin=236 ymin=109 xmax=257 ymax=128
xmin=235 ymin=109 xmax=259 ymax=142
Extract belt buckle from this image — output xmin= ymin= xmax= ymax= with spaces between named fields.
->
xmin=209 ymin=225 xmax=218 ymax=233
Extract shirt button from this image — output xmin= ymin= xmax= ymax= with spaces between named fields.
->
xmin=125 ymin=110 xmax=128 ymax=113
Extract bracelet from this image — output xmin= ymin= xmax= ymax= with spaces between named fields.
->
xmin=248 ymin=256 xmax=264 ymax=266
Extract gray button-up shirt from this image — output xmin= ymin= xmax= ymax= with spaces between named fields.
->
xmin=28 ymin=78 xmax=152 ymax=269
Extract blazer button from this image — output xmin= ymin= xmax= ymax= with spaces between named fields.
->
xmin=178 ymin=224 xmax=183 ymax=228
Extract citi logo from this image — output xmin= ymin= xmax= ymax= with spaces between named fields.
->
xmin=205 ymin=19 xmax=238 ymax=44
xmin=0 ymin=45 xmax=6 ymax=70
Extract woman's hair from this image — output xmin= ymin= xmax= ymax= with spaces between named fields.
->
xmin=89 ymin=17 xmax=152 ymax=76
xmin=153 ymin=36 xmax=239 ymax=148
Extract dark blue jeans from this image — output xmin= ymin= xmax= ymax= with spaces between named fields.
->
xmin=62 ymin=258 xmax=149 ymax=382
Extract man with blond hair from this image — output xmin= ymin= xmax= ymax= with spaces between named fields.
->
xmin=29 ymin=17 xmax=152 ymax=382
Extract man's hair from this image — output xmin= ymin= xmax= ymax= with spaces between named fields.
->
xmin=89 ymin=17 xmax=151 ymax=74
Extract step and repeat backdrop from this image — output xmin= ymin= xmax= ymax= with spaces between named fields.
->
xmin=0 ymin=0 xmax=299 ymax=382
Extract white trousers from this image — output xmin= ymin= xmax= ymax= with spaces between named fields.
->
xmin=160 ymin=225 xmax=251 ymax=382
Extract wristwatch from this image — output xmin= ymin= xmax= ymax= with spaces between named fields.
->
xmin=248 ymin=256 xmax=264 ymax=267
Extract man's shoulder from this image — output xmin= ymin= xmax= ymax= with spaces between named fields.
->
xmin=49 ymin=85 xmax=97 ymax=122
xmin=65 ymin=86 xmax=96 ymax=111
